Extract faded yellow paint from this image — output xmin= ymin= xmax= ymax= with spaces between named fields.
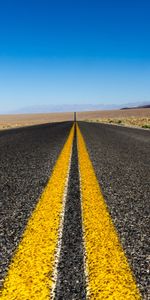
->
xmin=1 ymin=125 xmax=74 ymax=300
xmin=77 ymin=124 xmax=141 ymax=299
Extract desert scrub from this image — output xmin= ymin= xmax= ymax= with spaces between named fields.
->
xmin=142 ymin=124 xmax=150 ymax=129
xmin=117 ymin=120 xmax=122 ymax=124
xmin=84 ymin=116 xmax=150 ymax=128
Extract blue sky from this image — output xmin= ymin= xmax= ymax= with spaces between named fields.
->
xmin=0 ymin=0 xmax=150 ymax=112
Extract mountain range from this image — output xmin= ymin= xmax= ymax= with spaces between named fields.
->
xmin=1 ymin=101 xmax=150 ymax=114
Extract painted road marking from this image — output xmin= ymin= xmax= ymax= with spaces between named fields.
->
xmin=54 ymin=126 xmax=86 ymax=299
xmin=77 ymin=124 xmax=141 ymax=299
xmin=1 ymin=125 xmax=74 ymax=300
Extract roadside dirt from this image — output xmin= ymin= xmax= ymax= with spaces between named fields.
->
xmin=0 ymin=112 xmax=74 ymax=130
xmin=77 ymin=108 xmax=150 ymax=128
xmin=0 ymin=108 xmax=150 ymax=130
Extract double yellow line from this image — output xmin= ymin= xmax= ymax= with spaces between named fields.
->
xmin=1 ymin=123 xmax=141 ymax=299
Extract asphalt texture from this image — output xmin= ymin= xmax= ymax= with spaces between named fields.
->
xmin=54 ymin=127 xmax=86 ymax=300
xmin=79 ymin=122 xmax=150 ymax=299
xmin=0 ymin=122 xmax=73 ymax=287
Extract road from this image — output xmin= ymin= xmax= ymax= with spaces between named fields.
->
xmin=79 ymin=122 xmax=150 ymax=300
xmin=0 ymin=122 xmax=72 ymax=284
xmin=0 ymin=121 xmax=149 ymax=299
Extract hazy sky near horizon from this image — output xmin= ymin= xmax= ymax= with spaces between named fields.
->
xmin=0 ymin=0 xmax=150 ymax=112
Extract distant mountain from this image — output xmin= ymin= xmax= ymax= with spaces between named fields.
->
xmin=1 ymin=101 xmax=150 ymax=114
xmin=7 ymin=103 xmax=122 ymax=114
xmin=121 ymin=103 xmax=150 ymax=110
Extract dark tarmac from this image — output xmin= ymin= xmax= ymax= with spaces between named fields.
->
xmin=0 ymin=121 xmax=149 ymax=299
xmin=0 ymin=122 xmax=72 ymax=286
xmin=79 ymin=122 xmax=150 ymax=299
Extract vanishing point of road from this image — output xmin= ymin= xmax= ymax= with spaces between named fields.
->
xmin=0 ymin=121 xmax=150 ymax=299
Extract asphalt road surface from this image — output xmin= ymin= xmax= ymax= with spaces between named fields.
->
xmin=79 ymin=122 xmax=150 ymax=299
xmin=0 ymin=122 xmax=72 ymax=285
xmin=0 ymin=121 xmax=149 ymax=299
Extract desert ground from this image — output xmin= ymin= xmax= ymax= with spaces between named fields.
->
xmin=0 ymin=108 xmax=150 ymax=130
xmin=77 ymin=108 xmax=150 ymax=128
xmin=0 ymin=112 xmax=74 ymax=130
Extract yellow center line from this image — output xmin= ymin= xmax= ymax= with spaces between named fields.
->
xmin=77 ymin=124 xmax=141 ymax=300
xmin=1 ymin=125 xmax=74 ymax=300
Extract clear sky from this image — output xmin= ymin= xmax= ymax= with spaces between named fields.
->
xmin=0 ymin=0 xmax=150 ymax=112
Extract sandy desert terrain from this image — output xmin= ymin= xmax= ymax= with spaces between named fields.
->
xmin=77 ymin=108 xmax=150 ymax=128
xmin=0 ymin=108 xmax=150 ymax=130
xmin=0 ymin=112 xmax=74 ymax=130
